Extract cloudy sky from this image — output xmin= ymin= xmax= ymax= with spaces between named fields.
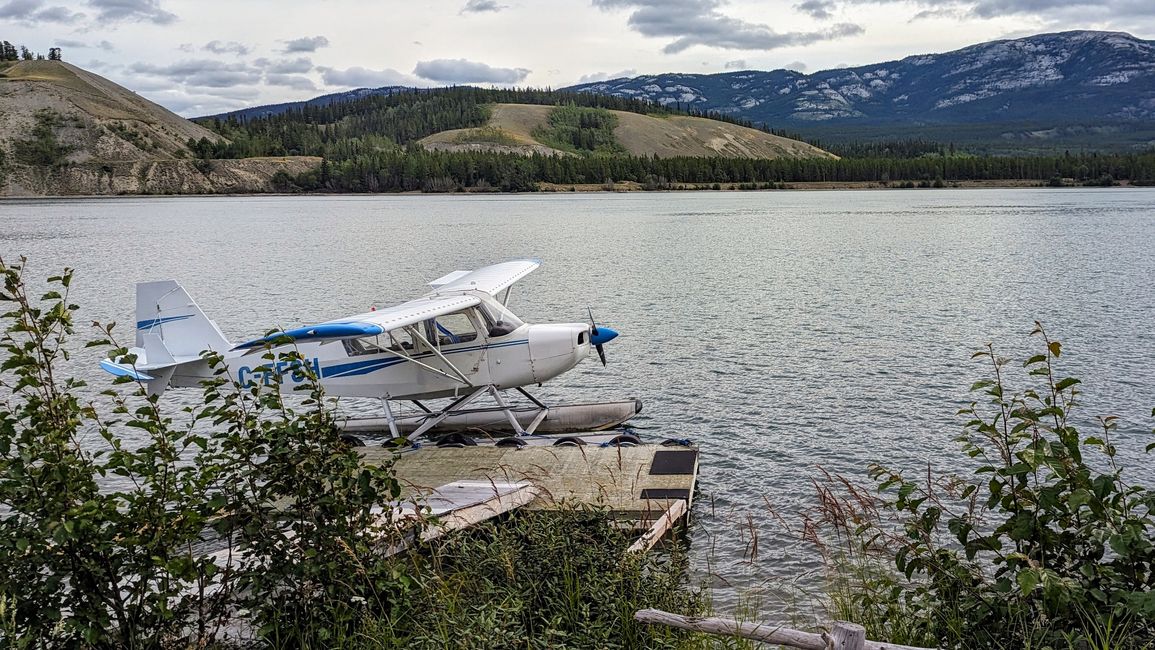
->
xmin=3 ymin=0 xmax=1153 ymax=116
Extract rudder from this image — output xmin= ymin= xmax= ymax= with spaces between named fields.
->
xmin=135 ymin=280 xmax=230 ymax=357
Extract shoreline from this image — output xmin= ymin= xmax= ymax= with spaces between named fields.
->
xmin=0 ymin=178 xmax=1146 ymax=200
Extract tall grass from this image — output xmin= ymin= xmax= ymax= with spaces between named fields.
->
xmin=366 ymin=505 xmax=707 ymax=649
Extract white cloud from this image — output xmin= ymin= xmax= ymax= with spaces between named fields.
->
xmin=318 ymin=65 xmax=422 ymax=88
xmin=460 ymin=0 xmax=507 ymax=13
xmin=413 ymin=58 xmax=531 ymax=84
xmin=592 ymin=0 xmax=864 ymax=53
xmin=0 ymin=0 xmax=84 ymax=24
xmin=129 ymin=59 xmax=263 ymax=87
xmin=264 ymin=73 xmax=318 ymax=90
xmin=203 ymin=40 xmax=250 ymax=56
xmin=255 ymin=57 xmax=313 ymax=74
xmin=88 ymin=0 xmax=176 ymax=24
xmin=282 ymin=35 xmax=330 ymax=53
xmin=577 ymin=68 xmax=638 ymax=83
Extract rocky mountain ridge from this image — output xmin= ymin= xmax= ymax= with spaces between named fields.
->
xmin=564 ymin=31 xmax=1155 ymax=147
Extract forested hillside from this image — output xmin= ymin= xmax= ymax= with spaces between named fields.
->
xmin=190 ymin=86 xmax=1155 ymax=193
xmin=192 ymin=87 xmax=796 ymax=159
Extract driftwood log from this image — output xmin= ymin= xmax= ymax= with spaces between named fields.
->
xmin=634 ymin=609 xmax=938 ymax=650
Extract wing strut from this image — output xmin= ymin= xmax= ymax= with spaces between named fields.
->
xmin=403 ymin=326 xmax=473 ymax=386
xmin=376 ymin=329 xmax=473 ymax=387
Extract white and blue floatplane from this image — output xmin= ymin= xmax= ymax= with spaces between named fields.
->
xmin=101 ymin=259 xmax=640 ymax=440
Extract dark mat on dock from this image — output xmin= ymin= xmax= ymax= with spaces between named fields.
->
xmin=649 ymin=450 xmax=698 ymax=475
xmin=639 ymin=488 xmax=691 ymax=500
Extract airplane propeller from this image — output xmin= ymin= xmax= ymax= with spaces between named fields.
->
xmin=587 ymin=307 xmax=619 ymax=367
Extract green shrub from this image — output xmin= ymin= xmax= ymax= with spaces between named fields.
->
xmin=12 ymin=109 xmax=72 ymax=166
xmin=811 ymin=323 xmax=1155 ymax=648
xmin=0 ymin=258 xmax=405 ymax=647
xmin=532 ymin=104 xmax=627 ymax=155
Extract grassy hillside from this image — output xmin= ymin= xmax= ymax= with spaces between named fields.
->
xmin=0 ymin=60 xmax=221 ymax=163
xmin=420 ymin=103 xmax=835 ymax=160
xmin=0 ymin=61 xmax=324 ymax=196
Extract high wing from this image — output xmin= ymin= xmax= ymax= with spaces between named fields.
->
xmin=427 ymin=259 xmax=540 ymax=296
xmin=233 ymin=294 xmax=481 ymax=350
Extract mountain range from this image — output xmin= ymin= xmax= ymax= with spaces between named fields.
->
xmin=564 ymin=31 xmax=1155 ymax=150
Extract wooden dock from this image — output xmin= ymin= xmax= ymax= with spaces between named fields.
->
xmin=358 ymin=442 xmax=699 ymax=534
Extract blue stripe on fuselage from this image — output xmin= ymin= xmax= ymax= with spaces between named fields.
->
xmin=320 ymin=339 xmax=529 ymax=379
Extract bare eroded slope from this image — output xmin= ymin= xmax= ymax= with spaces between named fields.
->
xmin=0 ymin=61 xmax=318 ymax=196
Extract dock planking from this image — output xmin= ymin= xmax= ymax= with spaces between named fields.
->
xmin=358 ymin=443 xmax=698 ymax=526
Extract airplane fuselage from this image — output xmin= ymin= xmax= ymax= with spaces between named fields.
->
xmin=174 ymin=321 xmax=593 ymax=400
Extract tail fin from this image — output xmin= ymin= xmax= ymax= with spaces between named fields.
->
xmin=135 ymin=280 xmax=230 ymax=356
xmin=102 ymin=281 xmax=231 ymax=395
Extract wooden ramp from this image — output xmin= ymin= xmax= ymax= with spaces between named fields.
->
xmin=382 ymin=480 xmax=538 ymax=556
xmin=358 ymin=444 xmax=699 ymax=530
xmin=197 ymin=480 xmax=537 ymax=567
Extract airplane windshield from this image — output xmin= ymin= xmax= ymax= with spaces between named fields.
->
xmin=480 ymin=301 xmax=523 ymax=337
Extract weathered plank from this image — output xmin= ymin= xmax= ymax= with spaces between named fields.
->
xmin=633 ymin=609 xmax=938 ymax=650
xmin=627 ymin=499 xmax=688 ymax=553
xmin=382 ymin=480 xmax=538 ymax=556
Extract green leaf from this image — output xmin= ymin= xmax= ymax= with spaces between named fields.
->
xmin=1069 ymin=489 xmax=1092 ymax=509
xmin=1054 ymin=377 xmax=1080 ymax=392
xmin=1017 ymin=568 xmax=1040 ymax=595
xmin=970 ymin=379 xmax=994 ymax=391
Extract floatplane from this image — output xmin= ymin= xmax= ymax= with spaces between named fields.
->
xmin=101 ymin=259 xmax=639 ymax=440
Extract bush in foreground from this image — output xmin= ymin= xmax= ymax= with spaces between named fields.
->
xmin=809 ymin=324 xmax=1155 ymax=648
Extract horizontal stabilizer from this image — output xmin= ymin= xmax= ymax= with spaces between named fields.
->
xmin=99 ymin=359 xmax=154 ymax=382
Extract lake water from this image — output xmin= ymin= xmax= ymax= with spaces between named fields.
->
xmin=3 ymin=189 xmax=1154 ymax=613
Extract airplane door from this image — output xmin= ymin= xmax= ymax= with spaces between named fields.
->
xmin=426 ymin=311 xmax=491 ymax=386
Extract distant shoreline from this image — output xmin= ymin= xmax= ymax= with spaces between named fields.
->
xmin=2 ymin=178 xmax=1148 ymax=200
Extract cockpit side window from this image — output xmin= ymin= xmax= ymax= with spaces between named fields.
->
xmin=429 ymin=311 xmax=478 ymax=347
xmin=342 ymin=337 xmax=387 ymax=357
xmin=387 ymin=329 xmax=417 ymax=353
